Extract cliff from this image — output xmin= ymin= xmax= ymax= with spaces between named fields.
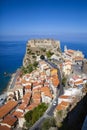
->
xmin=23 ymin=39 xmax=61 ymax=67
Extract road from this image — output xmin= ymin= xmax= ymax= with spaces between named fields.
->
xmin=10 ymin=69 xmax=20 ymax=89
xmin=29 ymin=60 xmax=64 ymax=130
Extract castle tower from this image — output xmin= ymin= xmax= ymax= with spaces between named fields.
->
xmin=64 ymin=45 xmax=67 ymax=52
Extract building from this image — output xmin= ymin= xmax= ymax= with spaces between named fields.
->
xmin=28 ymin=39 xmax=60 ymax=49
xmin=0 ymin=101 xmax=18 ymax=121
xmin=0 ymin=115 xmax=17 ymax=128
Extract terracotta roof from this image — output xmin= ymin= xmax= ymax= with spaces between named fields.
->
xmin=40 ymin=86 xmax=52 ymax=98
xmin=51 ymin=68 xmax=57 ymax=76
xmin=40 ymin=86 xmax=50 ymax=92
xmin=32 ymin=88 xmax=40 ymax=94
xmin=21 ymin=79 xmax=31 ymax=85
xmin=21 ymin=79 xmax=26 ymax=84
xmin=22 ymin=92 xmax=31 ymax=100
xmin=17 ymin=103 xmax=27 ymax=110
xmin=32 ymin=92 xmax=41 ymax=104
xmin=12 ymin=111 xmax=23 ymax=118
xmin=26 ymin=103 xmax=38 ymax=111
xmin=0 ymin=125 xmax=11 ymax=130
xmin=32 ymin=92 xmax=41 ymax=99
xmin=67 ymin=49 xmax=75 ymax=54
xmin=60 ymin=101 xmax=70 ymax=106
xmin=52 ymin=76 xmax=59 ymax=87
xmin=43 ymin=91 xmax=52 ymax=98
xmin=25 ymin=85 xmax=31 ymax=89
xmin=22 ymin=92 xmax=31 ymax=105
xmin=56 ymin=104 xmax=66 ymax=111
xmin=74 ymin=79 xmax=83 ymax=85
xmin=1 ymin=115 xmax=17 ymax=126
xmin=0 ymin=101 xmax=18 ymax=119
xmin=74 ymin=56 xmax=83 ymax=61
xmin=33 ymin=82 xmax=41 ymax=87
xmin=59 ymin=95 xmax=71 ymax=99
xmin=56 ymin=101 xmax=70 ymax=111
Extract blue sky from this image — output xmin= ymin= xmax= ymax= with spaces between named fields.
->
xmin=0 ymin=0 xmax=87 ymax=41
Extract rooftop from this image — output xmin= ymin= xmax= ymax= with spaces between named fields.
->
xmin=0 ymin=125 xmax=11 ymax=130
xmin=1 ymin=115 xmax=17 ymax=126
xmin=12 ymin=111 xmax=23 ymax=118
xmin=56 ymin=101 xmax=70 ymax=111
xmin=0 ymin=101 xmax=18 ymax=119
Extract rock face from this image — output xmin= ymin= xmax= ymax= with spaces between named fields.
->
xmin=23 ymin=39 xmax=60 ymax=67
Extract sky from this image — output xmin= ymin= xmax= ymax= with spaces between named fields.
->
xmin=0 ymin=0 xmax=87 ymax=41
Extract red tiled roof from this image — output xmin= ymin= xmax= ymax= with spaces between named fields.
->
xmin=12 ymin=111 xmax=23 ymax=118
xmin=59 ymin=95 xmax=71 ymax=99
xmin=1 ymin=115 xmax=17 ymax=126
xmin=25 ymin=85 xmax=31 ymax=89
xmin=67 ymin=49 xmax=75 ymax=54
xmin=0 ymin=101 xmax=18 ymax=119
xmin=51 ymin=75 xmax=59 ymax=87
xmin=74 ymin=56 xmax=83 ymax=61
xmin=56 ymin=101 xmax=70 ymax=111
xmin=17 ymin=103 xmax=27 ymax=110
xmin=74 ymin=79 xmax=83 ymax=85
xmin=51 ymin=68 xmax=57 ymax=76
xmin=26 ymin=103 xmax=38 ymax=111
xmin=0 ymin=125 xmax=11 ymax=130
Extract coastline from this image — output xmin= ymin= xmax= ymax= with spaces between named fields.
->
xmin=0 ymin=68 xmax=21 ymax=106
xmin=0 ymin=73 xmax=16 ymax=106
xmin=1 ymin=68 xmax=21 ymax=95
xmin=1 ymin=73 xmax=15 ymax=94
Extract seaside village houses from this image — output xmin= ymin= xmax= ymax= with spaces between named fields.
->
xmin=0 ymin=60 xmax=60 ymax=129
xmin=0 ymin=39 xmax=87 ymax=130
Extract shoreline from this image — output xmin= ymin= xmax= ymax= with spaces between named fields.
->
xmin=0 ymin=69 xmax=21 ymax=106
xmin=1 ymin=73 xmax=15 ymax=94
xmin=0 ymin=73 xmax=16 ymax=105
xmin=0 ymin=68 xmax=21 ymax=96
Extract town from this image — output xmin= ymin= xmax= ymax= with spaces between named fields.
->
xmin=0 ymin=39 xmax=87 ymax=130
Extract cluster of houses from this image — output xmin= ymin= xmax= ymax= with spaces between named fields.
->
xmin=0 ymin=60 xmax=59 ymax=129
xmin=53 ymin=47 xmax=87 ymax=123
xmin=61 ymin=46 xmax=84 ymax=76
xmin=0 ymin=47 xmax=87 ymax=130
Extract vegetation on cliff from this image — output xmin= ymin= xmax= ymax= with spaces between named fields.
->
xmin=23 ymin=39 xmax=61 ymax=67
xmin=21 ymin=61 xmax=38 ymax=75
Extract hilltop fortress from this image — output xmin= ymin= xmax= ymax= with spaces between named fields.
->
xmin=23 ymin=39 xmax=60 ymax=67
xmin=28 ymin=39 xmax=60 ymax=48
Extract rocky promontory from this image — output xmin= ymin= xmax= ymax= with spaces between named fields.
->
xmin=23 ymin=39 xmax=61 ymax=67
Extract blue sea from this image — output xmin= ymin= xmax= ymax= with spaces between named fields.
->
xmin=0 ymin=40 xmax=87 ymax=94
xmin=0 ymin=41 xmax=26 ymax=94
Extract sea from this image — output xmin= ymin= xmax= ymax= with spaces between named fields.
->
xmin=0 ymin=40 xmax=87 ymax=95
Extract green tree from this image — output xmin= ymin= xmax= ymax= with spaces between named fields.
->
xmin=24 ymin=103 xmax=48 ymax=129
xmin=62 ymin=77 xmax=67 ymax=87
xmin=33 ymin=61 xmax=38 ymax=68
xmin=46 ymin=50 xmax=54 ymax=59
xmin=24 ymin=110 xmax=33 ymax=122
xmin=21 ymin=66 xmax=27 ymax=74
xmin=27 ymin=64 xmax=33 ymax=73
